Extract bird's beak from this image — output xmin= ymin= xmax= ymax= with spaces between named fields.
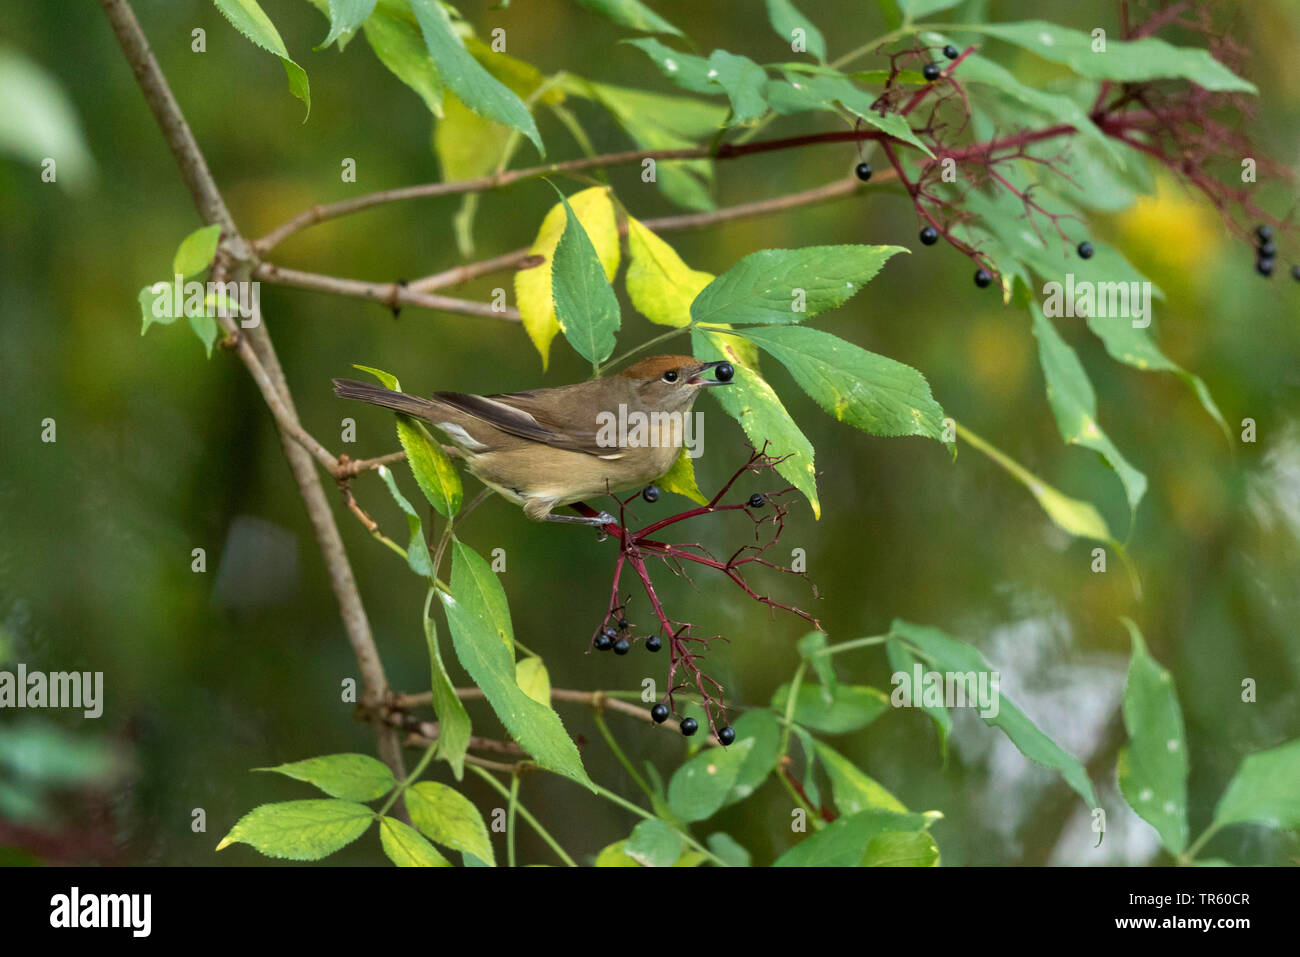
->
xmin=686 ymin=360 xmax=735 ymax=387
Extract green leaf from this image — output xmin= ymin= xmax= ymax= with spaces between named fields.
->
xmin=515 ymin=656 xmax=551 ymax=706
xmin=441 ymin=561 xmax=592 ymax=789
xmin=405 ymin=780 xmax=496 ymax=865
xmin=706 ymin=50 xmax=769 ymax=124
xmin=255 ymin=753 xmax=395 ymax=801
xmin=594 ymin=839 xmax=704 ymax=866
xmin=886 ymin=639 xmax=951 ymax=756
xmin=890 ymin=619 xmax=1099 ymax=808
xmin=897 ymin=0 xmax=962 ymax=17
xmin=1117 ymin=619 xmax=1188 ymax=855
xmin=667 ymin=739 xmax=755 ymax=822
xmin=408 ymin=0 xmax=542 ymax=153
xmin=216 ymin=799 xmax=372 ymax=860
xmin=515 ymin=186 xmax=619 ymax=367
xmin=956 ymin=421 xmax=1113 ymax=543
xmin=623 ymin=37 xmax=715 ymax=93
xmin=624 ymin=818 xmax=685 ymax=867
xmin=691 ymin=327 xmax=820 ymax=518
xmin=450 ymin=539 xmax=513 ymax=652
xmin=583 ymin=79 xmax=725 ymax=210
xmin=352 ymin=363 xmax=400 ymax=391
xmin=738 ymin=325 xmax=948 ymax=442
xmin=0 ymin=48 xmax=95 ymax=189
xmin=862 ymin=829 xmax=940 ymax=866
xmin=1083 ymin=314 xmax=1229 ymax=442
xmin=319 ymin=0 xmax=377 ymax=49
xmin=212 ymin=0 xmax=311 ymax=118
xmin=423 ymin=586 xmax=470 ymax=779
xmin=724 ymin=709 xmax=783 ymax=805
xmin=655 ymin=449 xmax=708 ymax=505
xmin=549 ymin=185 xmax=621 ymax=367
xmin=188 ymin=314 xmax=218 ymax=358
xmin=770 ymin=683 xmax=890 ymax=735
xmin=1030 ymin=304 xmax=1147 ymax=513
xmin=765 ymin=0 xmax=826 ymax=63
xmin=965 ymin=21 xmax=1256 ymax=93
xmin=774 ymin=809 xmax=928 ymax=866
xmin=376 ymin=466 xmax=434 ymax=576
xmin=357 ymin=361 xmax=464 ymax=517
xmin=379 ymin=815 xmax=452 ymax=866
xmin=799 ymin=631 xmax=837 ymax=691
xmin=920 ymin=33 xmax=1123 ymax=166
xmin=1212 ymin=738 xmax=1300 ymax=833
xmin=690 ymin=245 xmax=905 ymax=326
xmin=363 ymin=4 xmax=444 ymax=115
xmin=625 ymin=216 xmax=714 ymax=328
xmin=172 ymin=224 xmax=222 ymax=279
xmin=139 ymin=282 xmax=179 ymax=334
xmin=433 ymin=38 xmax=559 ymax=255
xmin=397 ymin=418 xmax=462 ymax=518
xmin=707 ymin=832 xmax=751 ymax=866
xmin=573 ymin=0 xmax=682 ymax=37
xmin=594 ymin=840 xmax=641 ymax=866
xmin=761 ymin=74 xmax=934 ymax=156
xmin=816 ymin=741 xmax=908 ymax=814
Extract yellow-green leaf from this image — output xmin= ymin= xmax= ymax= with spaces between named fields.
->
xmin=515 ymin=186 xmax=619 ymax=367
xmin=405 ymin=780 xmax=496 ymax=865
xmin=216 ymin=799 xmax=372 ymax=860
xmin=956 ymin=422 xmax=1112 ymax=542
xmin=657 ymin=449 xmax=708 ymax=505
xmin=625 ymin=217 xmax=713 ymax=327
xmin=354 ymin=364 xmax=462 ymax=517
xmin=515 ymin=656 xmax=551 ymax=705
xmin=692 ymin=328 xmax=819 ymax=518
xmin=213 ymin=0 xmax=310 ymax=118
xmin=397 ymin=418 xmax=462 ymax=518
xmin=379 ymin=815 xmax=452 ymax=866
xmin=172 ymin=224 xmax=222 ymax=279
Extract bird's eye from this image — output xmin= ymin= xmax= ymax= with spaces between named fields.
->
xmin=662 ymin=370 xmax=678 ymax=382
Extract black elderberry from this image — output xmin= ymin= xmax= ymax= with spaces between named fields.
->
xmin=920 ymin=225 xmax=939 ymax=245
xmin=594 ymin=633 xmax=614 ymax=651
xmin=943 ymin=44 xmax=960 ymax=60
xmin=922 ymin=62 xmax=941 ymax=82
xmin=717 ymin=726 xmax=737 ymax=746
xmin=1077 ymin=241 xmax=1095 ymax=259
xmin=1257 ymin=258 xmax=1275 ymax=277
xmin=974 ymin=268 xmax=993 ymax=288
xmin=651 ymin=703 xmax=670 ymax=723
xmin=1256 ymin=224 xmax=1274 ymax=244
xmin=680 ymin=717 xmax=699 ymax=736
xmin=855 ymin=162 xmax=873 ymax=182
xmin=1258 ymin=240 xmax=1277 ymax=258
xmin=748 ymin=493 xmax=766 ymax=509
xmin=645 ymin=635 xmax=662 ymax=653
xmin=642 ymin=485 xmax=660 ymax=503
xmin=613 ymin=638 xmax=631 ymax=655
xmin=715 ymin=362 xmax=734 ymax=382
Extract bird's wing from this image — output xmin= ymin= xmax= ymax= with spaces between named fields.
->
xmin=431 ymin=387 xmax=620 ymax=457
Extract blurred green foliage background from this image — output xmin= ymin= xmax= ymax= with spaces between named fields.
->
xmin=1 ymin=0 xmax=1298 ymax=866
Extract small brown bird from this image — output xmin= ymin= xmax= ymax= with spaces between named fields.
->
xmin=333 ymin=355 xmax=734 ymax=526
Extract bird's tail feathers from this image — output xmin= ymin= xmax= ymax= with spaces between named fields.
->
xmin=332 ymin=378 xmax=440 ymax=419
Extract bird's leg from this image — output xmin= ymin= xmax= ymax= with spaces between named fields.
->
xmin=543 ymin=512 xmax=617 ymax=527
